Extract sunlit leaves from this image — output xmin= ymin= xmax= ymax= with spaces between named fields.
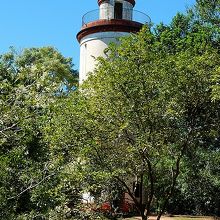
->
xmin=0 ymin=47 xmax=78 ymax=219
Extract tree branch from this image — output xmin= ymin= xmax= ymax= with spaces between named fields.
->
xmin=7 ymin=173 xmax=56 ymax=200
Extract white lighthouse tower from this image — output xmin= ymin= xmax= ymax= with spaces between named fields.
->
xmin=77 ymin=0 xmax=150 ymax=83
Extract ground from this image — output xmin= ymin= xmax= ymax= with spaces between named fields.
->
xmin=125 ymin=216 xmax=217 ymax=220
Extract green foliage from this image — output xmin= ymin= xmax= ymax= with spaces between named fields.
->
xmin=168 ymin=143 xmax=220 ymax=215
xmin=195 ymin=0 xmax=220 ymax=25
xmin=0 ymin=47 xmax=78 ymax=219
xmin=1 ymin=1 xmax=219 ymax=219
xmin=69 ymin=5 xmax=220 ymax=220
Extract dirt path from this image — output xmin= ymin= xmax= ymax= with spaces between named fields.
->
xmin=126 ymin=216 xmax=215 ymax=220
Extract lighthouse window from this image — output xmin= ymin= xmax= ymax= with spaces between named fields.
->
xmin=114 ymin=2 xmax=123 ymax=19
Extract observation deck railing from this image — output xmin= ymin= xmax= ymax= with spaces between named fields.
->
xmin=82 ymin=9 xmax=151 ymax=26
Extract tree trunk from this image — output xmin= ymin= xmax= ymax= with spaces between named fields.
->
xmin=157 ymin=139 xmax=191 ymax=220
xmin=141 ymin=210 xmax=148 ymax=220
xmin=157 ymin=211 xmax=163 ymax=220
xmin=142 ymin=215 xmax=148 ymax=220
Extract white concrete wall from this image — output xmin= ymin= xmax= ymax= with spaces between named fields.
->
xmin=79 ymin=0 xmax=135 ymax=83
xmin=99 ymin=0 xmax=133 ymax=20
xmin=79 ymin=31 xmax=130 ymax=83
xmin=122 ymin=1 xmax=133 ymax=20
xmin=100 ymin=0 xmax=114 ymax=19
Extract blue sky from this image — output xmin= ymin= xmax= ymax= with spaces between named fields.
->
xmin=0 ymin=0 xmax=195 ymax=69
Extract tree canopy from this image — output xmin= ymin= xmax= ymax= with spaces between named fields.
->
xmin=0 ymin=1 xmax=219 ymax=219
xmin=64 ymin=2 xmax=219 ymax=219
xmin=0 ymin=47 xmax=78 ymax=219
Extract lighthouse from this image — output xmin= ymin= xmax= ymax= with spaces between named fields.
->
xmin=77 ymin=0 xmax=150 ymax=83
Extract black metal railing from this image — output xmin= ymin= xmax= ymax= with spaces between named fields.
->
xmin=82 ymin=9 xmax=151 ymax=26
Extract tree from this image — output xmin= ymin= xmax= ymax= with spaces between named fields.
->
xmin=71 ymin=9 xmax=219 ymax=220
xmin=167 ymin=147 xmax=220 ymax=216
xmin=0 ymin=47 xmax=78 ymax=219
xmin=195 ymin=0 xmax=220 ymax=25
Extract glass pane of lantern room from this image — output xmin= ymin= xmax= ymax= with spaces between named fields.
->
xmin=114 ymin=3 xmax=123 ymax=19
